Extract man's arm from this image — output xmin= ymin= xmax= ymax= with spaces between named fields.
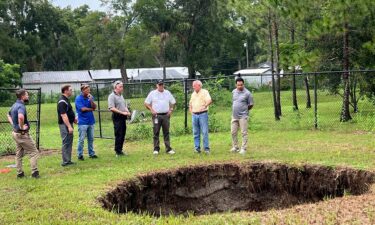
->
xmin=200 ymin=91 xmax=212 ymax=111
xmin=109 ymin=107 xmax=130 ymax=116
xmin=144 ymin=103 xmax=157 ymax=116
xmin=167 ymin=92 xmax=176 ymax=116
xmin=167 ymin=103 xmax=175 ymax=116
xmin=248 ymin=93 xmax=254 ymax=110
xmin=61 ymin=113 xmax=74 ymax=134
xmin=7 ymin=113 xmax=13 ymax=125
xmin=89 ymin=96 xmax=97 ymax=111
xmin=77 ymin=97 xmax=95 ymax=112
xmin=18 ymin=113 xmax=27 ymax=130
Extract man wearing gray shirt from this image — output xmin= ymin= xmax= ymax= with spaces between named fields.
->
xmin=145 ymin=80 xmax=176 ymax=155
xmin=231 ymin=77 xmax=254 ymax=155
xmin=108 ymin=80 xmax=131 ymax=157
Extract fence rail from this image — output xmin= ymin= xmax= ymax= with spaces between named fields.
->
xmin=90 ymin=70 xmax=375 ymax=139
xmin=0 ymin=88 xmax=41 ymax=155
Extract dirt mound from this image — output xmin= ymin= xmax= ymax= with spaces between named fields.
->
xmin=99 ymin=162 xmax=375 ymax=216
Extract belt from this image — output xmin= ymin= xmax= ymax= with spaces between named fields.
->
xmin=157 ymin=113 xmax=168 ymax=116
xmin=14 ymin=130 xmax=28 ymax=135
xmin=193 ymin=111 xmax=207 ymax=115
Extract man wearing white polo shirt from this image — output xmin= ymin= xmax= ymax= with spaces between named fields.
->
xmin=144 ymin=80 xmax=176 ymax=155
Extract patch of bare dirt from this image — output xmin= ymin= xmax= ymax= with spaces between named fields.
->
xmin=99 ymin=162 xmax=375 ymax=216
xmin=254 ymin=184 xmax=375 ymax=224
xmin=0 ymin=149 xmax=58 ymax=161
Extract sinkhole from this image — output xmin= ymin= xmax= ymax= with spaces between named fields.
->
xmin=99 ymin=162 xmax=374 ymax=216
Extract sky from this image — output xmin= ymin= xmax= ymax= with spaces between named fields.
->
xmin=50 ymin=0 xmax=106 ymax=11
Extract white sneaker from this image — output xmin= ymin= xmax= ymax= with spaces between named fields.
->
xmin=230 ymin=147 xmax=239 ymax=153
xmin=239 ymin=149 xmax=246 ymax=155
xmin=167 ymin=150 xmax=175 ymax=154
xmin=153 ymin=150 xmax=159 ymax=155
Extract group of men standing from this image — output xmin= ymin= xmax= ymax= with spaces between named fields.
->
xmin=57 ymin=84 xmax=98 ymax=167
xmin=7 ymin=77 xmax=253 ymax=178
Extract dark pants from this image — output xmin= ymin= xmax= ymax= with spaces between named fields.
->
xmin=59 ymin=123 xmax=73 ymax=164
xmin=112 ymin=113 xmax=127 ymax=154
xmin=153 ymin=114 xmax=171 ymax=152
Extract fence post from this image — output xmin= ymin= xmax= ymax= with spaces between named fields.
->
xmin=314 ymin=74 xmax=318 ymax=129
xmin=184 ymin=79 xmax=188 ymax=129
xmin=96 ymin=83 xmax=103 ymax=138
xmin=37 ymin=88 xmax=41 ymax=150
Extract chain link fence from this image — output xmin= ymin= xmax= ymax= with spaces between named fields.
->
xmin=0 ymin=88 xmax=41 ymax=155
xmin=92 ymin=70 xmax=375 ymax=140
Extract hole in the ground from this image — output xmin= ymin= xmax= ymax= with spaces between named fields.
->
xmin=99 ymin=162 xmax=374 ymax=216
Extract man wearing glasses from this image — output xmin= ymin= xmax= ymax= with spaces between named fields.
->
xmin=108 ymin=81 xmax=131 ymax=157
xmin=57 ymin=85 xmax=77 ymax=166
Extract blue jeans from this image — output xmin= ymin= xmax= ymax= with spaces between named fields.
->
xmin=77 ymin=125 xmax=95 ymax=157
xmin=192 ymin=112 xmax=210 ymax=151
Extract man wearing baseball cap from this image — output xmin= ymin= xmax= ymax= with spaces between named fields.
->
xmin=144 ymin=80 xmax=176 ymax=155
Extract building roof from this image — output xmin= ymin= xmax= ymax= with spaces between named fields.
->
xmin=90 ymin=67 xmax=196 ymax=81
xmin=134 ymin=67 xmax=190 ymax=80
xmin=22 ymin=71 xmax=92 ymax=84
xmin=234 ymin=68 xmax=271 ymax=75
xmin=89 ymin=69 xmax=139 ymax=80
xmin=22 ymin=67 xmax=198 ymax=85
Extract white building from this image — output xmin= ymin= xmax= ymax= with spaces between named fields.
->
xmin=22 ymin=67 xmax=196 ymax=94
xmin=234 ymin=63 xmax=283 ymax=87
xmin=22 ymin=71 xmax=91 ymax=94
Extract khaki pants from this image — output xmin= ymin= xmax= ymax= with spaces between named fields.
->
xmin=231 ymin=117 xmax=249 ymax=151
xmin=12 ymin=132 xmax=39 ymax=174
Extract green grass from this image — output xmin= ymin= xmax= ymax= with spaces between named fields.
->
xmin=0 ymin=130 xmax=374 ymax=224
xmin=0 ymin=89 xmax=374 ymax=224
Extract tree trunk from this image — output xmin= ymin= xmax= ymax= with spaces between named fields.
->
xmin=120 ymin=55 xmax=128 ymax=83
xmin=268 ymin=8 xmax=280 ymax=121
xmin=162 ymin=40 xmax=166 ymax=80
xmin=350 ymin=76 xmax=358 ymax=113
xmin=340 ymin=22 xmax=352 ymax=122
xmin=161 ymin=32 xmax=169 ymax=80
xmin=291 ymin=24 xmax=298 ymax=111
xmin=188 ymin=64 xmax=196 ymax=79
xmin=272 ymin=16 xmax=282 ymax=117
xmin=305 ymin=76 xmax=311 ymax=108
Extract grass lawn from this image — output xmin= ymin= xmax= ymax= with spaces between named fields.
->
xmin=0 ymin=89 xmax=374 ymax=224
xmin=0 ymin=128 xmax=374 ymax=224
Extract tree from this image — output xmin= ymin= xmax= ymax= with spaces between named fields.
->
xmin=171 ymin=0 xmax=227 ymax=78
xmin=310 ymin=0 xmax=374 ymax=121
xmin=135 ymin=0 xmax=174 ymax=79
xmin=101 ymin=0 xmax=138 ymax=82
xmin=0 ymin=60 xmax=21 ymax=87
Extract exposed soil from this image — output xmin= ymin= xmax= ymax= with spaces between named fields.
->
xmin=0 ymin=149 xmax=58 ymax=161
xmin=99 ymin=162 xmax=375 ymax=216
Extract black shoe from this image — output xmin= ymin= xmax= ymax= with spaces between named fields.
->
xmin=61 ymin=161 xmax=75 ymax=167
xmin=89 ymin=155 xmax=98 ymax=159
xmin=17 ymin=172 xmax=25 ymax=178
xmin=116 ymin=152 xmax=124 ymax=157
xmin=78 ymin=155 xmax=84 ymax=161
xmin=31 ymin=171 xmax=40 ymax=179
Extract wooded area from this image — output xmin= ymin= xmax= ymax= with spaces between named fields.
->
xmin=1 ymin=0 xmax=375 ymax=121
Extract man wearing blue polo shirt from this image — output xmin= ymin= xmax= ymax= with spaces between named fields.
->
xmin=75 ymin=84 xmax=98 ymax=160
